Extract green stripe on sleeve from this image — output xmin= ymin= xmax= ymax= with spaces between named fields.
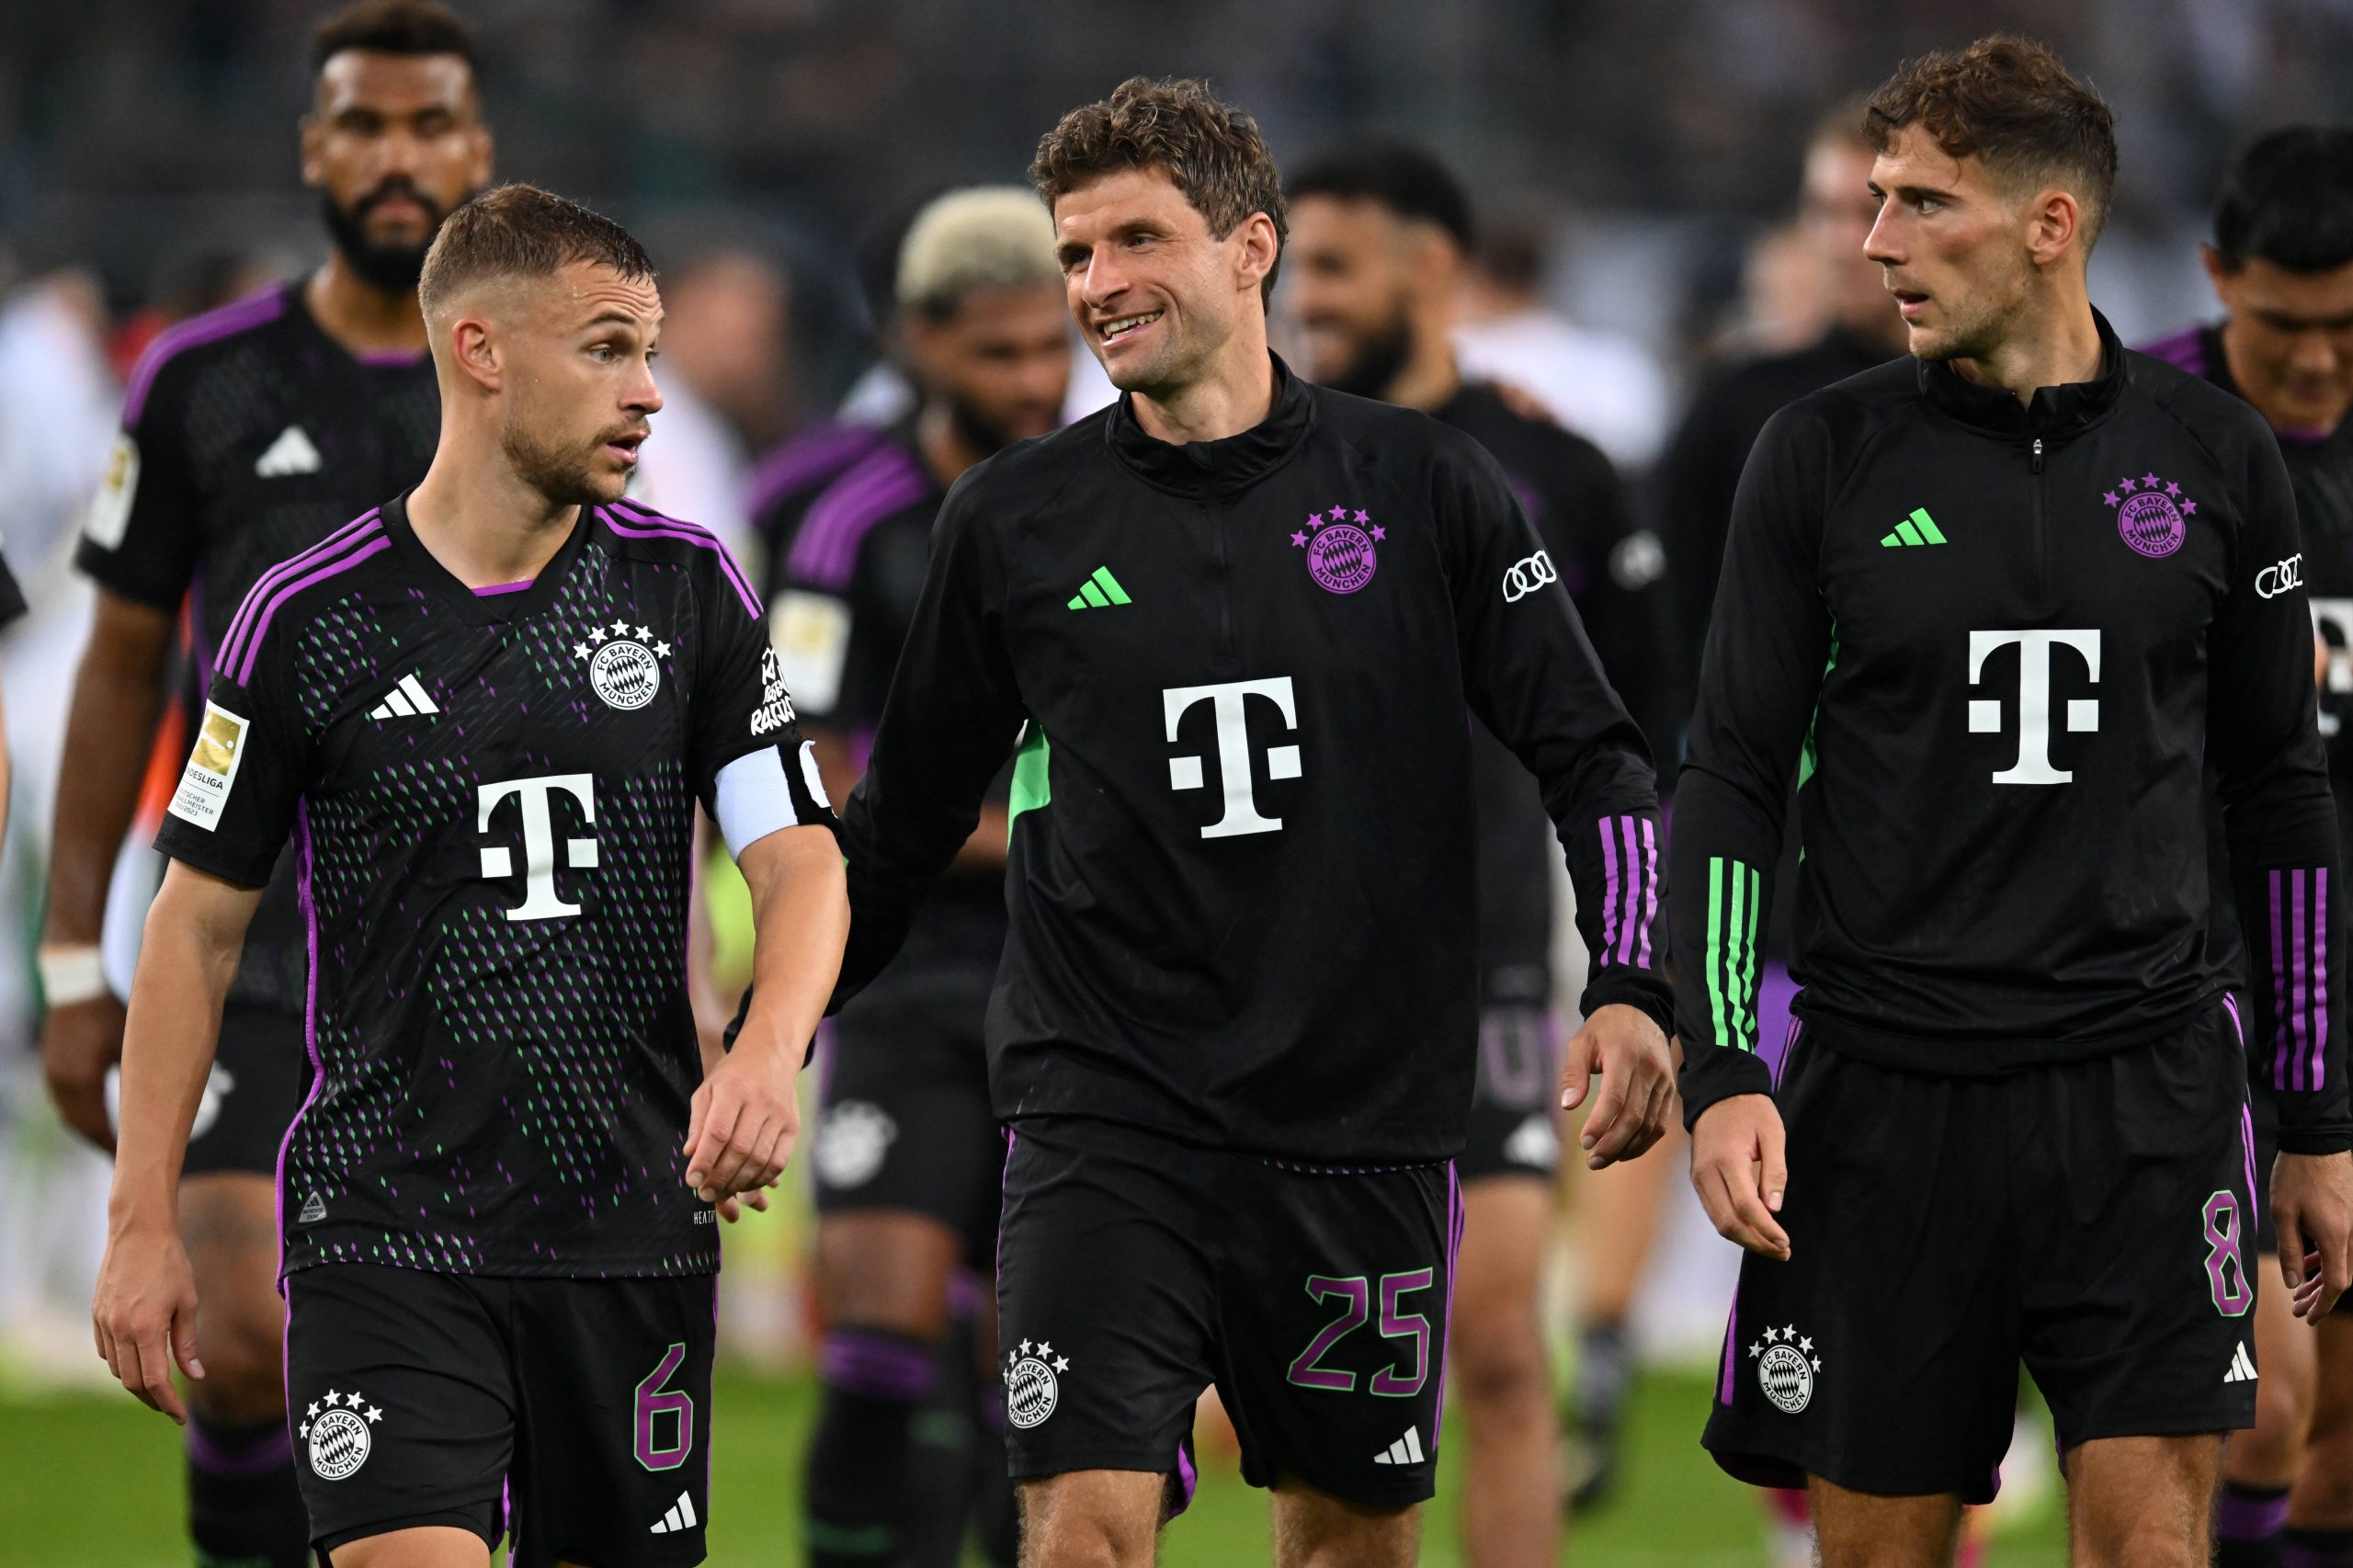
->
xmin=1706 ymin=858 xmax=1730 ymax=1048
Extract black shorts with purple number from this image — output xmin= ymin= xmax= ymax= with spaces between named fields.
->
xmin=284 ymin=1263 xmax=716 ymax=1567
xmin=1705 ymin=1002 xmax=2257 ymax=1502
xmin=995 ymin=1117 xmax=1461 ymax=1509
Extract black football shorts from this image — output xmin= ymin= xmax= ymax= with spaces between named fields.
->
xmin=1704 ymin=1002 xmax=2258 ymax=1502
xmin=809 ymin=963 xmax=1003 ymax=1264
xmin=181 ymin=1004 xmax=308 ymax=1179
xmin=1458 ymin=1005 xmax=1563 ymax=1182
xmin=284 ymin=1263 xmax=716 ymax=1567
xmin=995 ymin=1117 xmax=1461 ymax=1511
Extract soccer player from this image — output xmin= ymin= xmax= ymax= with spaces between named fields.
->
xmin=768 ymin=186 xmax=1068 ymax=1568
xmin=1282 ymin=137 xmax=1675 ymax=1565
xmin=2142 ymin=126 xmax=2353 ymax=1568
xmin=89 ymin=184 xmax=847 ymax=1568
xmin=41 ymin=6 xmax=489 ymax=1562
xmin=1675 ymin=39 xmax=2353 ymax=1568
xmin=834 ymin=77 xmax=1674 ymax=1568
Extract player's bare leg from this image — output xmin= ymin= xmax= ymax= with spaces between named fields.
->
xmin=180 ymin=1175 xmax=290 ymax=1426
xmin=2290 ymin=1314 xmax=2353 ymax=1558
xmin=328 ymin=1525 xmax=488 ymax=1565
xmin=808 ymin=1210 xmax=962 ymax=1563
xmin=1451 ymin=1176 xmax=1560 ymax=1564
xmin=2220 ymin=1254 xmax=2315 ymax=1561
xmin=1017 ymin=1469 xmax=1165 ymax=1568
xmin=1268 ymin=1479 xmax=1420 ymax=1568
xmin=1565 ymin=1120 xmax=1681 ymax=1506
xmin=2066 ymin=1433 xmax=2222 ymax=1568
xmin=1806 ymin=1475 xmax=1962 ymax=1568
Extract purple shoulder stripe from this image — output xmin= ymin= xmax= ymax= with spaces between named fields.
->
xmin=2136 ymin=324 xmax=2211 ymax=380
xmin=786 ymin=446 xmax=930 ymax=592
xmin=219 ymin=510 xmax=382 ymax=669
xmin=224 ymin=523 xmax=389 ymax=686
xmin=745 ymin=422 xmax=892 ymax=526
xmin=123 ymin=286 xmax=289 ymax=427
xmin=601 ymin=500 xmax=762 ymax=619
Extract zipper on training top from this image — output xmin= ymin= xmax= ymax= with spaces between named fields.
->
xmin=2030 ymin=437 xmax=2048 ymax=600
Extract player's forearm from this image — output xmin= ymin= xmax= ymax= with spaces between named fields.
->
xmin=1667 ymin=767 xmax=1785 ymax=1125
xmin=45 ymin=606 xmax=173 ymax=946
xmin=734 ymin=827 xmax=849 ymax=1068
xmin=2227 ymin=795 xmax=2353 ymax=1150
xmin=108 ymin=876 xmax=256 ymax=1220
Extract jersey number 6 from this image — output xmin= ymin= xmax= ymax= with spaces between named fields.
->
xmin=634 ymin=1343 xmax=696 ymax=1471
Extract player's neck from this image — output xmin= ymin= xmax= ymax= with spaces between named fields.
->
xmin=1949 ymin=285 xmax=2102 ymax=407
xmin=1131 ymin=329 xmax=1277 ymax=446
xmin=305 ymin=256 xmax=428 ymax=358
xmin=1381 ymin=332 xmax=1461 ymax=413
xmin=406 ymin=453 xmax=582 ymax=589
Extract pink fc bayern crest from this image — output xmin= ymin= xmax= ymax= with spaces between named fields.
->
xmin=2104 ymin=471 xmax=2195 ymax=559
xmin=1293 ymin=505 xmax=1384 ymax=594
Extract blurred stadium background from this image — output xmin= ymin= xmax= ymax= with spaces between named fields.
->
xmin=0 ymin=1 xmax=2347 ymax=1562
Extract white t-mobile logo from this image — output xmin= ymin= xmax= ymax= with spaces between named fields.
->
xmin=1164 ymin=677 xmax=1302 ymax=838
xmin=1967 ymin=630 xmax=2100 ymax=785
xmin=478 ymin=774 xmax=597 ymax=920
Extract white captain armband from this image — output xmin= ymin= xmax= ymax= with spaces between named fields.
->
xmin=714 ymin=740 xmax=828 ymax=858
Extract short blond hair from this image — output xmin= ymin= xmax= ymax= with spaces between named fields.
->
xmin=895 ymin=187 xmax=1062 ymax=320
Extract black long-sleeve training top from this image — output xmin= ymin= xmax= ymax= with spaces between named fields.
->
xmin=835 ymin=357 xmax=1672 ymax=1162
xmin=1672 ymin=311 xmax=2351 ymax=1153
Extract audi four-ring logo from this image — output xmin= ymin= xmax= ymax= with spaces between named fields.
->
xmin=2257 ymin=553 xmax=2304 ymax=600
xmin=1503 ymin=551 xmax=1558 ymax=602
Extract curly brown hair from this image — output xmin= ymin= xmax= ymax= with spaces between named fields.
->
xmin=1030 ymin=76 xmax=1287 ymax=306
xmin=1866 ymin=35 xmax=2118 ymax=247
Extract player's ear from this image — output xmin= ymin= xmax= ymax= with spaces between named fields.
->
xmin=448 ymin=312 xmax=503 ymax=393
xmin=2025 ymin=187 xmax=2082 ymax=269
xmin=1234 ymin=211 xmax=1279 ymax=298
xmin=2199 ymin=242 xmax=2234 ymax=298
xmin=298 ymin=112 xmax=325 ymax=191
xmin=467 ymin=119 xmax=494 ymax=191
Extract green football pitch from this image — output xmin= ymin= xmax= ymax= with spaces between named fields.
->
xmin=0 ymin=1368 xmax=2070 ymax=1566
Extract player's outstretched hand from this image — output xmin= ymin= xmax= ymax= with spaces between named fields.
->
xmin=40 ymin=993 xmax=127 ymax=1152
xmin=1560 ymin=1003 xmax=1675 ymax=1170
xmin=1690 ymin=1095 xmax=1792 ymax=1261
xmin=2274 ymin=1150 xmax=2353 ymax=1320
xmin=683 ymin=1039 xmax=802 ymax=1203
xmin=713 ymin=1189 xmax=770 ymax=1224
xmin=92 ymin=1218 xmax=202 ymax=1424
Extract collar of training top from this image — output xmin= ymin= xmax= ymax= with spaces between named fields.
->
xmin=1105 ymin=351 xmax=1318 ymax=498
xmin=1916 ymin=306 xmax=2126 ymax=442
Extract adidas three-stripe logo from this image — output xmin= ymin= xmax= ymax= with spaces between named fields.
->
xmin=1372 ymin=1426 xmax=1426 ymax=1466
xmin=1067 ymin=566 xmax=1132 ymax=609
xmin=368 ymin=673 xmax=439 ymax=720
xmin=649 ymin=1491 xmax=699 ymax=1534
xmin=2223 ymin=1343 xmax=2258 ymax=1383
xmin=1880 ymin=507 xmax=1948 ymax=548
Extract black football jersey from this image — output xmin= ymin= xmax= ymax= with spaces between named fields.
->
xmin=153 ymin=495 xmax=832 ymax=1278
xmin=79 ymin=283 xmax=439 ymax=1013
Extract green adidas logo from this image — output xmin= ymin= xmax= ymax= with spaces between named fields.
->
xmin=1067 ymin=565 xmax=1133 ymax=609
xmin=1880 ymin=508 xmax=1948 ymax=548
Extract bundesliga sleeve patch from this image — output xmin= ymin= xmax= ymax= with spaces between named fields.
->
xmin=771 ymin=590 xmax=850 ymax=714
xmin=83 ymin=434 xmax=140 ymax=551
xmin=166 ymin=703 xmax=251 ymax=832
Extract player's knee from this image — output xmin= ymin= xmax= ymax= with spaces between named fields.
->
xmin=2250 ymin=1372 xmax=2318 ymax=1460
xmin=1017 ymin=1480 xmax=1156 ymax=1568
xmin=2073 ymin=1515 xmax=2207 ymax=1568
xmin=187 ymin=1297 xmax=288 ymax=1426
xmin=1446 ymin=1322 xmax=1547 ymax=1416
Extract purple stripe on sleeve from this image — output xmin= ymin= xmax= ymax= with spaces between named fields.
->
xmin=274 ymin=801 xmax=329 ymax=1288
xmin=785 ymin=449 xmax=929 ymax=592
xmin=745 ymin=422 xmax=888 ymax=524
xmin=1598 ymin=820 xmax=1622 ymax=959
xmin=233 ymin=537 xmax=391 ymax=684
xmin=2287 ymin=866 xmax=2305 ymax=1087
xmin=2135 ymin=324 xmax=2211 ymax=380
xmin=1717 ymin=1286 xmax=1741 ymax=1405
xmin=220 ymin=512 xmax=381 ymax=669
xmin=2274 ymin=870 xmax=2293 ymax=1092
xmin=2305 ymin=861 xmax=2325 ymax=1092
xmin=600 ymin=505 xmax=761 ymax=619
xmin=123 ymin=288 xmax=287 ymax=426
xmin=1617 ymin=815 xmax=1643 ymax=964
xmin=1635 ymin=817 xmax=1658 ymax=968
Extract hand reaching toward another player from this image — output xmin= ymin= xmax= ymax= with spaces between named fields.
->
xmin=2274 ymin=1150 xmax=2353 ymax=1319
xmin=1690 ymin=1094 xmax=1792 ymax=1261
xmin=1560 ymin=1002 xmax=1676 ymax=1169
xmin=92 ymin=1215 xmax=202 ymax=1424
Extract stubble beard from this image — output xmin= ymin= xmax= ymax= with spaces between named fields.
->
xmin=501 ymin=413 xmax=612 ymax=510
